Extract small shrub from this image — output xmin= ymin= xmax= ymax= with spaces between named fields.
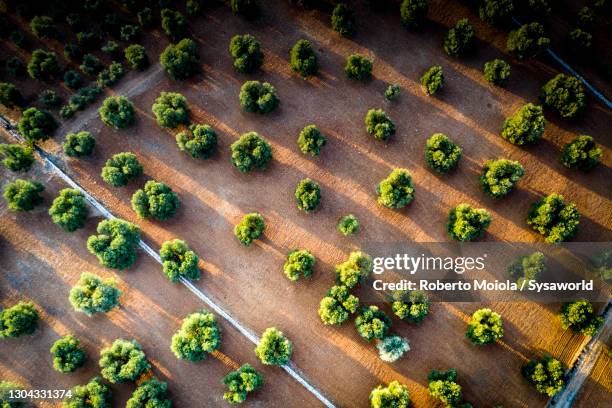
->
xmin=152 ymin=92 xmax=190 ymax=128
xmin=69 ymin=272 xmax=121 ymax=315
xmin=355 ymin=305 xmax=391 ymax=342
xmin=176 ymin=124 xmax=217 ymax=159
xmin=49 ymin=188 xmax=88 ymax=232
xmin=63 ymin=131 xmax=95 ymax=157
xmin=483 ymin=59 xmax=511 ymax=86
xmin=290 ymin=39 xmax=318 ymax=77
xmin=295 ymin=178 xmax=321 ymax=212
xmin=234 ymin=212 xmax=265 ymax=246
xmin=559 ymin=300 xmax=603 ymax=336
xmin=38 ymin=89 xmax=61 ymax=107
xmin=87 ymin=219 xmax=141 ymax=270
xmin=97 ymin=61 xmax=125 ymax=88
xmin=338 ymin=214 xmax=360 ymax=236
xmin=365 ymin=109 xmax=395 ymax=141
xmin=501 ymin=103 xmax=545 ymax=145
xmin=239 ymin=81 xmax=280 ymax=114
xmin=522 ymin=356 xmax=565 ymax=397
xmin=50 ymin=335 xmax=86 ymax=373
xmin=6 ymin=57 xmax=26 ymax=76
xmin=230 ymin=132 xmax=272 ymax=172
xmin=222 ymin=364 xmax=263 ymax=404
xmin=160 ymin=239 xmax=200 ymax=283
xmin=283 ymin=249 xmax=315 ymax=281
xmin=506 ymin=23 xmax=550 ymax=60
xmin=127 ymin=379 xmax=172 ymax=408
xmin=561 ymin=135 xmax=602 ymax=170
xmin=124 ymin=44 xmax=149 ymax=71
xmin=376 ymin=336 xmax=410 ymax=363
xmin=0 ymin=301 xmax=39 ymax=338
xmin=231 ymin=0 xmax=260 ymax=19
xmin=255 ymin=327 xmax=292 ymax=366
xmin=376 ymin=169 xmax=415 ymax=209
xmin=0 ymin=82 xmax=23 ymax=108
xmin=171 ymin=311 xmax=221 ymax=361
xmin=421 ymin=66 xmax=443 ymax=95
xmin=161 ymin=9 xmax=187 ymax=41
xmin=335 ymin=251 xmax=373 ymax=288
xmin=30 ymin=15 xmax=57 ymax=39
xmin=99 ymin=339 xmax=150 ymax=384
xmin=318 ymin=285 xmax=359 ymax=325
xmin=540 ymin=74 xmax=586 ymax=120
xmin=479 ymin=0 xmax=513 ymax=25
xmin=400 ymin=0 xmax=429 ymax=29
xmin=229 ymin=34 xmax=263 ymax=74
xmin=447 ymin=204 xmax=492 ymax=241
xmin=444 ymin=18 xmax=475 ymax=57
xmin=391 ymin=290 xmax=429 ymax=324
xmin=101 ymin=41 xmax=119 ymax=56
xmin=64 ymin=70 xmax=82 ymax=89
xmin=370 ymin=381 xmax=410 ymax=407
xmin=80 ymin=54 xmax=103 ymax=75
xmin=577 ymin=7 xmax=595 ymax=29
xmin=120 ymin=24 xmax=139 ymax=42
xmin=160 ymin=38 xmax=200 ymax=80
xmin=102 ymin=152 xmax=143 ymax=187
xmin=428 ymin=369 xmax=463 ymax=407
xmin=0 ymin=144 xmax=34 ymax=172
xmin=297 ymin=125 xmax=326 ymax=156
xmin=331 ymin=3 xmax=355 ymax=36
xmin=527 ymin=194 xmax=580 ymax=243
xmin=64 ymin=377 xmax=111 ymax=408
xmin=466 ymin=308 xmax=504 ymax=345
xmin=508 ymin=252 xmax=545 ymax=285
xmin=568 ymin=28 xmax=592 ymax=51
xmin=64 ymin=43 xmax=83 ymax=62
xmin=19 ymin=107 xmax=57 ymax=144
xmin=77 ymin=32 xmax=97 ymax=49
xmin=131 ymin=180 xmax=180 ymax=221
xmin=99 ymin=96 xmax=135 ymax=129
xmin=345 ymin=54 xmax=372 ymax=81
xmin=425 ymin=133 xmax=462 ymax=173
xmin=3 ymin=179 xmax=44 ymax=211
xmin=385 ymin=84 xmax=400 ymax=101
xmin=479 ymin=159 xmax=524 ymax=198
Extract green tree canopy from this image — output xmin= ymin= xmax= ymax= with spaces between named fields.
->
xmin=421 ymin=66 xmax=443 ymax=95
xmin=234 ymin=212 xmax=265 ymax=245
xmin=69 ymin=272 xmax=121 ymax=315
xmin=86 ymin=219 xmax=141 ymax=270
xmin=466 ymin=308 xmax=504 ymax=345
xmin=223 ymin=363 xmax=263 ymax=404
xmin=171 ymin=311 xmax=221 ymax=361
xmin=425 ymin=133 xmax=462 ymax=173
xmin=443 ymin=18 xmax=475 ymax=57
xmin=345 ymin=54 xmax=372 ymax=81
xmin=370 ymin=380 xmax=410 ymax=407
xmin=318 ymin=285 xmax=360 ymax=325
xmin=0 ymin=301 xmax=39 ymax=338
xmin=99 ymin=339 xmax=150 ymax=384
xmin=0 ymin=144 xmax=34 ymax=172
xmin=49 ymin=188 xmax=89 ymax=232
xmin=0 ymin=82 xmax=23 ymax=108
xmin=297 ymin=125 xmax=326 ymax=156
xmin=238 ymin=81 xmax=279 ymax=114
xmin=522 ymin=356 xmax=565 ymax=397
xmin=3 ymin=179 xmax=44 ymax=212
xmin=376 ymin=169 xmax=415 ymax=209
xmin=561 ymin=135 xmax=602 ymax=170
xmin=18 ymin=107 xmax=57 ymax=144
xmin=255 ymin=327 xmax=293 ymax=366
xmin=391 ymin=290 xmax=430 ymax=324
xmin=501 ymin=103 xmax=545 ymax=145
xmin=63 ymin=377 xmax=112 ymax=408
xmin=229 ymin=34 xmax=263 ymax=74
xmin=355 ymin=305 xmax=391 ymax=342
xmin=365 ymin=109 xmax=395 ymax=141
xmin=338 ymin=214 xmax=360 ymax=236
xmin=376 ymin=336 xmax=410 ymax=363
xmin=335 ymin=251 xmax=373 ymax=288
xmin=483 ymin=59 xmax=511 ymax=86
xmin=559 ymin=300 xmax=603 ymax=336
xmin=101 ymin=152 xmax=143 ymax=187
xmin=540 ymin=74 xmax=586 ymax=120
xmin=124 ymin=44 xmax=149 ymax=71
xmin=400 ymin=0 xmax=430 ymax=29
xmin=160 ymin=38 xmax=200 ymax=80
xmin=507 ymin=252 xmax=546 ymax=285
xmin=290 ymin=39 xmax=318 ymax=77
xmin=331 ymin=3 xmax=355 ymax=36
xmin=506 ymin=22 xmax=550 ymax=60
xmin=230 ymin=132 xmax=272 ymax=172
xmin=283 ymin=249 xmax=315 ymax=281
xmin=447 ymin=204 xmax=492 ymax=242
xmin=27 ymin=49 xmax=59 ymax=80
xmin=63 ymin=131 xmax=95 ymax=157
xmin=428 ymin=369 xmax=463 ymax=407
xmin=295 ymin=178 xmax=321 ymax=212
xmin=479 ymin=158 xmax=524 ymax=198
xmin=99 ymin=96 xmax=135 ymax=129
xmin=152 ymin=92 xmax=190 ymax=128
xmin=161 ymin=9 xmax=187 ymax=41
xmin=176 ymin=124 xmax=218 ymax=159
xmin=527 ymin=194 xmax=580 ymax=243
xmin=51 ymin=335 xmax=87 ymax=373
xmin=160 ymin=239 xmax=200 ymax=283
xmin=479 ymin=0 xmax=513 ymax=25
xmin=126 ymin=379 xmax=172 ymax=408
xmin=131 ymin=180 xmax=180 ymax=221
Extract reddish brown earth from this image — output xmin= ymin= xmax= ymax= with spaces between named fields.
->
xmin=1 ymin=0 xmax=611 ymax=407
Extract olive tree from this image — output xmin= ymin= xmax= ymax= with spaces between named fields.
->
xmin=391 ymin=290 xmax=430 ymax=324
xmin=447 ymin=204 xmax=492 ymax=242
xmin=27 ymin=49 xmax=59 ymax=80
xmin=254 ymin=327 xmax=292 ymax=366
xmin=425 ymin=133 xmax=462 ymax=173
xmin=479 ymin=159 xmax=524 ymax=198
xmin=331 ymin=3 xmax=355 ymax=36
xmin=540 ymin=74 xmax=586 ymax=120
xmin=230 ymin=132 xmax=272 ymax=172
xmin=120 ymin=25 xmax=139 ymax=42
xmin=3 ymin=179 xmax=44 ymax=212
xmin=336 ymin=251 xmax=373 ymax=288
xmin=355 ymin=305 xmax=391 ymax=342
xmin=171 ymin=311 xmax=221 ymax=361
xmin=507 ymin=252 xmax=545 ymax=284
xmin=483 ymin=59 xmax=511 ymax=86
xmin=283 ymin=249 xmax=315 ymax=281
xmin=234 ymin=212 xmax=265 ymax=245
xmin=80 ymin=54 xmax=103 ymax=75
xmin=365 ymin=109 xmax=395 ymax=141
xmin=176 ymin=124 xmax=218 ymax=159
xmin=64 ymin=70 xmax=82 ymax=89
xmin=99 ymin=339 xmax=150 ymax=383
xmin=99 ymin=96 xmax=135 ymax=129
xmin=131 ymin=180 xmax=180 ymax=221
xmin=444 ymin=18 xmax=475 ymax=57
xmin=522 ymin=356 xmax=565 ymax=397
xmin=64 ymin=377 xmax=111 ymax=408
xmin=527 ymin=194 xmax=580 ymax=243
xmin=0 ymin=144 xmax=34 ymax=172
xmin=124 ymin=44 xmax=149 ymax=71
xmin=400 ymin=0 xmax=429 ymax=29
xmin=370 ymin=381 xmax=410 ymax=408
xmin=223 ymin=364 xmax=263 ymax=404
xmin=501 ymin=103 xmax=545 ymax=145
xmin=101 ymin=152 xmax=143 ymax=187
xmin=152 ymin=92 xmax=190 ymax=128
xmin=428 ymin=369 xmax=463 ymax=407
xmin=0 ymin=82 xmax=23 ymax=108
xmin=49 ymin=188 xmax=88 ymax=232
xmin=466 ymin=308 xmax=504 ymax=345
xmin=127 ymin=379 xmax=172 ymax=408
xmin=385 ymin=84 xmax=401 ymax=101
xmin=0 ymin=301 xmax=39 ymax=338
xmin=87 ymin=219 xmax=141 ymax=270
xmin=31 ymin=15 xmax=57 ymax=38
xmin=591 ymin=250 xmax=611 ymax=281
xmin=161 ymin=9 xmax=187 ymax=41
xmin=0 ymin=381 xmax=25 ymax=407
xmin=297 ymin=125 xmax=326 ymax=156
xmin=479 ymin=0 xmax=513 ymax=25
xmin=561 ymin=135 xmax=602 ymax=170
xmin=160 ymin=239 xmax=200 ymax=283
xmin=506 ymin=23 xmax=550 ymax=60
xmin=229 ymin=34 xmax=263 ymax=74
xmin=295 ymin=178 xmax=321 ymax=212
xmin=318 ymin=285 xmax=359 ymax=325
xmin=376 ymin=169 xmax=415 ymax=209
xmin=345 ymin=54 xmax=372 ymax=81
xmin=338 ymin=214 xmax=360 ymax=236
xmin=69 ymin=272 xmax=121 ymax=315
xmin=290 ymin=39 xmax=318 ymax=77
xmin=6 ymin=57 xmax=25 ymax=77
xmin=63 ymin=131 xmax=96 ymax=157
xmin=376 ymin=336 xmax=410 ymax=363
xmin=421 ymin=66 xmax=443 ymax=95
xmin=238 ymin=81 xmax=279 ymax=114
xmin=50 ymin=335 xmax=86 ymax=373
xmin=18 ymin=107 xmax=57 ymax=144
xmin=38 ymin=89 xmax=61 ymax=107
xmin=568 ymin=28 xmax=592 ymax=51
xmin=160 ymin=38 xmax=200 ymax=80
xmin=559 ymin=300 xmax=603 ymax=336
xmin=97 ymin=61 xmax=125 ymax=88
